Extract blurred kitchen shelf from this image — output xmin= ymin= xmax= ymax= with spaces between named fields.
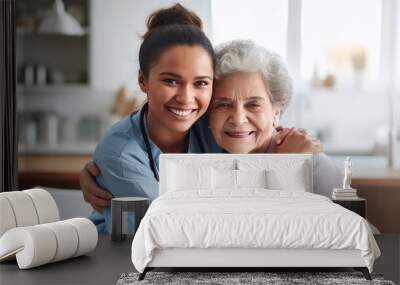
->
xmin=323 ymin=142 xmax=376 ymax=156
xmin=16 ymin=0 xmax=90 ymax=97
xmin=16 ymin=27 xmax=90 ymax=36
xmin=18 ymin=142 xmax=96 ymax=155
xmin=17 ymin=84 xmax=91 ymax=96
xmin=295 ymin=86 xmax=399 ymax=97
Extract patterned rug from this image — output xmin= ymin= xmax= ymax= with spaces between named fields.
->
xmin=116 ymin=271 xmax=396 ymax=285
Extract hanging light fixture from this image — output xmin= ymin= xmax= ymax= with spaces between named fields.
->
xmin=38 ymin=0 xmax=85 ymax=35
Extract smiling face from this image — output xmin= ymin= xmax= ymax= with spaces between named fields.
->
xmin=209 ymin=71 xmax=281 ymax=153
xmin=139 ymin=45 xmax=214 ymax=134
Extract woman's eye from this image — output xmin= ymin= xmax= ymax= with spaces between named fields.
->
xmin=194 ymin=80 xmax=208 ymax=87
xmin=246 ymin=103 xmax=261 ymax=109
xmin=162 ymin=78 xmax=179 ymax=85
xmin=213 ymin=102 xmax=230 ymax=109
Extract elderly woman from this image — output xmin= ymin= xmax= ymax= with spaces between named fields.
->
xmin=208 ymin=40 xmax=342 ymax=197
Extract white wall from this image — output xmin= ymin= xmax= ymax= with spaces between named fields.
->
xmin=90 ymin=0 xmax=212 ymax=92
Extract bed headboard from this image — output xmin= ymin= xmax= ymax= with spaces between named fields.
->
xmin=159 ymin=153 xmax=313 ymax=195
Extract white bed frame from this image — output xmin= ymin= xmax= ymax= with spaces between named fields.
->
xmin=139 ymin=154 xmax=371 ymax=280
xmin=148 ymin=248 xmax=365 ymax=268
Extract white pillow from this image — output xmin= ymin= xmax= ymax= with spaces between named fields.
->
xmin=212 ymin=168 xmax=237 ymax=190
xmin=211 ymin=168 xmax=268 ymax=190
xmin=236 ymin=169 xmax=268 ymax=189
xmin=238 ymin=158 xmax=310 ymax=192
xmin=266 ymin=165 xmax=307 ymax=191
xmin=167 ymin=162 xmax=212 ymax=191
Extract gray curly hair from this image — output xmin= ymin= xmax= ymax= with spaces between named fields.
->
xmin=214 ymin=40 xmax=292 ymax=111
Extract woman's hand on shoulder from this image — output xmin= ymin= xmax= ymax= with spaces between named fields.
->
xmin=274 ymin=126 xmax=323 ymax=154
xmin=80 ymin=161 xmax=112 ymax=213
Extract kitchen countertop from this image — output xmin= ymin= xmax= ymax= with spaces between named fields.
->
xmin=18 ymin=143 xmax=97 ymax=156
xmin=331 ymin=155 xmax=400 ymax=188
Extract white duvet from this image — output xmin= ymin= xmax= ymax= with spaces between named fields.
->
xmin=131 ymin=190 xmax=380 ymax=273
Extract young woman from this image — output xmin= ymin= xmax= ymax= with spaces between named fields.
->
xmin=88 ymin=4 xmax=218 ymax=233
xmin=83 ymin=4 xmax=322 ymax=233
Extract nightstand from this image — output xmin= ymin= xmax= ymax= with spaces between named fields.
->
xmin=332 ymin=198 xmax=366 ymax=218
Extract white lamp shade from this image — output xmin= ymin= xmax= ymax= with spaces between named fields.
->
xmin=38 ymin=0 xmax=85 ymax=36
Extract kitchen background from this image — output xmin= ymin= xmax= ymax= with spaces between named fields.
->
xmin=16 ymin=0 xmax=400 ymax=231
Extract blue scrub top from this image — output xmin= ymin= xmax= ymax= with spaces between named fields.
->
xmin=90 ymin=106 xmax=222 ymax=233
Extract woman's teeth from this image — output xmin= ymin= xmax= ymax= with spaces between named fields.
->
xmin=167 ymin=107 xmax=195 ymax=117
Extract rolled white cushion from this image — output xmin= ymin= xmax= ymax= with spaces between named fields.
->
xmin=64 ymin=218 xmax=98 ymax=257
xmin=0 ymin=196 xmax=17 ymax=237
xmin=23 ymin=188 xmax=60 ymax=223
xmin=0 ymin=218 xmax=98 ymax=269
xmin=0 ymin=226 xmax=57 ymax=269
xmin=0 ymin=192 xmax=39 ymax=227
xmin=42 ymin=221 xmax=79 ymax=262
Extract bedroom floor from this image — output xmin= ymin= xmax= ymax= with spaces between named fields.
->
xmin=373 ymin=234 xmax=400 ymax=284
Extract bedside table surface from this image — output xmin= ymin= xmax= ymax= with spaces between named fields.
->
xmin=332 ymin=198 xmax=366 ymax=201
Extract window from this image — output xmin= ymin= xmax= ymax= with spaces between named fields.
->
xmin=211 ymin=0 xmax=288 ymax=57
xmin=212 ymin=0 xmax=391 ymax=90
xmin=301 ymin=0 xmax=382 ymax=89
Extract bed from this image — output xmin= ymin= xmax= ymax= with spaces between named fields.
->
xmin=131 ymin=154 xmax=380 ymax=280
